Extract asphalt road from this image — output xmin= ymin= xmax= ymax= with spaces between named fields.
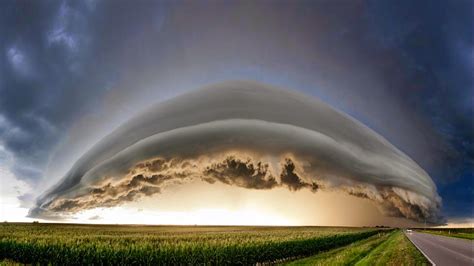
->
xmin=405 ymin=231 xmax=474 ymax=266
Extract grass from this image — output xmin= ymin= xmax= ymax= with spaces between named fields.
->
xmin=0 ymin=223 xmax=381 ymax=264
xmin=285 ymin=230 xmax=428 ymax=265
xmin=0 ymin=259 xmax=20 ymax=266
xmin=285 ymin=231 xmax=390 ymax=265
xmin=417 ymin=228 xmax=474 ymax=240
xmin=356 ymin=230 xmax=428 ymax=265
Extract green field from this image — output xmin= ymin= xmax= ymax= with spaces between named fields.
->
xmin=286 ymin=230 xmax=428 ymax=265
xmin=417 ymin=228 xmax=474 ymax=240
xmin=0 ymin=223 xmax=384 ymax=264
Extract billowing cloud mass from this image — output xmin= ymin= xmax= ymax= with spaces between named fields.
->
xmin=29 ymin=81 xmax=443 ymax=223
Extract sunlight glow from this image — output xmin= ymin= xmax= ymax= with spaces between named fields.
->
xmin=74 ymin=207 xmax=294 ymax=226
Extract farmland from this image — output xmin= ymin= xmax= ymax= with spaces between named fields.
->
xmin=0 ymin=223 xmax=384 ymax=265
xmin=416 ymin=228 xmax=474 ymax=240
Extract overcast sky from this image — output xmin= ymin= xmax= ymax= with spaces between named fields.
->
xmin=0 ymin=0 xmax=472 ymax=224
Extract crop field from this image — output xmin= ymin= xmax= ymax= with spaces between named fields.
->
xmin=417 ymin=227 xmax=474 ymax=240
xmin=0 ymin=223 xmax=384 ymax=265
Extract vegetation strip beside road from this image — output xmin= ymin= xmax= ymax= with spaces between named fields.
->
xmin=286 ymin=230 xmax=429 ymax=265
xmin=417 ymin=228 xmax=474 ymax=240
xmin=285 ymin=231 xmax=390 ymax=265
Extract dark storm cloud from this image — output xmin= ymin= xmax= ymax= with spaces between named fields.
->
xmin=0 ymin=0 xmax=471 ymax=220
xmin=31 ymin=81 xmax=443 ymax=223
xmin=0 ymin=0 xmax=167 ymax=183
xmin=367 ymin=1 xmax=474 ymax=170
xmin=0 ymin=0 xmax=105 ymax=182
xmin=365 ymin=0 xmax=474 ymax=217
xmin=203 ymin=157 xmax=279 ymax=190
xmin=37 ymin=156 xmax=319 ymax=214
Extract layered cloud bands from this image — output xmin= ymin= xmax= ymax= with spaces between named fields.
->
xmin=29 ymin=81 xmax=443 ymax=223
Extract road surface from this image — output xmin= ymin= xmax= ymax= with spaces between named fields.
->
xmin=405 ymin=231 xmax=473 ymax=266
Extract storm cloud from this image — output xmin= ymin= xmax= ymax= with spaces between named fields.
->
xmin=29 ymin=81 xmax=443 ymax=223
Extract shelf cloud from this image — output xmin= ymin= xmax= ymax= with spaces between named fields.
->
xmin=29 ymin=81 xmax=443 ymax=223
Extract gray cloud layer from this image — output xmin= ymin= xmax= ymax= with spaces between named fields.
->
xmin=30 ymin=81 xmax=443 ymax=223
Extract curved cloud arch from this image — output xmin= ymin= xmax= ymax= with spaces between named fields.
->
xmin=30 ymin=80 xmax=443 ymax=223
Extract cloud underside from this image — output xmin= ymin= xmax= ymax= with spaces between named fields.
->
xmin=32 ymin=120 xmax=442 ymax=223
xmin=30 ymin=82 xmax=443 ymax=223
xmin=44 ymin=155 xmax=431 ymax=222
